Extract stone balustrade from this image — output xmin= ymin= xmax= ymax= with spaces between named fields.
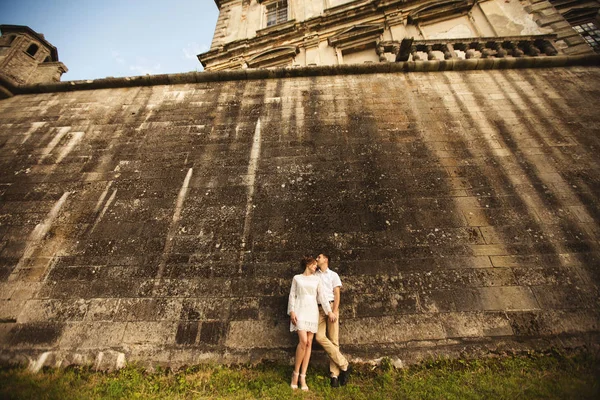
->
xmin=378 ymin=35 xmax=559 ymax=62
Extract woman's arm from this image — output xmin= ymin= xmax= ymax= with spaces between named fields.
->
xmin=287 ymin=276 xmax=298 ymax=325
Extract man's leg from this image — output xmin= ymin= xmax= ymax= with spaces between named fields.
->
xmin=325 ymin=310 xmax=347 ymax=377
xmin=315 ymin=306 xmax=348 ymax=376
xmin=316 ymin=309 xmax=338 ymax=387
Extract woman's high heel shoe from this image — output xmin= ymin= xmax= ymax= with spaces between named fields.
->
xmin=290 ymin=371 xmax=299 ymax=389
xmin=299 ymin=373 xmax=309 ymax=391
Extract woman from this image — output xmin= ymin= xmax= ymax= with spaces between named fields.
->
xmin=287 ymin=256 xmax=334 ymax=391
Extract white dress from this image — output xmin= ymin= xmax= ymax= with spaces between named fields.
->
xmin=287 ymin=274 xmax=332 ymax=333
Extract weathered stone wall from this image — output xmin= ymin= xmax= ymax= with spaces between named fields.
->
xmin=0 ymin=66 xmax=599 ymax=370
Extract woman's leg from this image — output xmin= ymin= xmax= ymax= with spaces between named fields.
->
xmin=299 ymin=332 xmax=314 ymax=387
xmin=293 ymin=330 xmax=308 ymax=386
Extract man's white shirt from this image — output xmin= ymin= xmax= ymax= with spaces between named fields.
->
xmin=316 ymin=268 xmax=342 ymax=303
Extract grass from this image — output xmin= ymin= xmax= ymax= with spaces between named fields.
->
xmin=1 ymin=350 xmax=599 ymax=399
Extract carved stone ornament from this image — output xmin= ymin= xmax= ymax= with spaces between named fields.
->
xmin=328 ymin=24 xmax=385 ymax=52
xmin=407 ymin=0 xmax=476 ymax=24
xmin=246 ymin=45 xmax=299 ymax=68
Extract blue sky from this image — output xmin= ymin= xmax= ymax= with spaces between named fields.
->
xmin=0 ymin=0 xmax=219 ymax=80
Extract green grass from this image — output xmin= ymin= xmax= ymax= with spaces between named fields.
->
xmin=1 ymin=350 xmax=599 ymax=399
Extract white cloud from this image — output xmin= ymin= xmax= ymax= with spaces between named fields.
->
xmin=111 ymin=52 xmax=161 ymax=76
xmin=129 ymin=63 xmax=162 ymax=75
xmin=182 ymin=42 xmax=208 ymax=60
xmin=111 ymin=50 xmax=125 ymax=65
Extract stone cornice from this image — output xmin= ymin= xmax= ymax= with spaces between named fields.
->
xmin=36 ymin=61 xmax=69 ymax=73
xmin=7 ymin=54 xmax=599 ymax=96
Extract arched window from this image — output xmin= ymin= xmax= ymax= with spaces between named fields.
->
xmin=44 ymin=56 xmax=51 ymax=62
xmin=26 ymin=43 xmax=39 ymax=57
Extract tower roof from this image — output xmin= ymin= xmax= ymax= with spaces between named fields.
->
xmin=0 ymin=24 xmax=60 ymax=61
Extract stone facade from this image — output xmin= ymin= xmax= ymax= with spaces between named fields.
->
xmin=0 ymin=1 xmax=599 ymax=371
xmin=0 ymin=61 xmax=599 ymax=370
xmin=199 ymin=0 xmax=599 ymax=70
xmin=0 ymin=25 xmax=67 ymax=89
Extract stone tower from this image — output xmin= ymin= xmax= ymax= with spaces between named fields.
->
xmin=198 ymin=0 xmax=599 ymax=71
xmin=0 ymin=25 xmax=68 ymax=88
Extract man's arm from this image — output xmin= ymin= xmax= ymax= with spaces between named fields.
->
xmin=333 ymin=286 xmax=340 ymax=315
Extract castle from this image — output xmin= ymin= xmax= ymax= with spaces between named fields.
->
xmin=0 ymin=1 xmax=599 ymax=371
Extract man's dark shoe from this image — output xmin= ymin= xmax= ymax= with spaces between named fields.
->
xmin=339 ymin=365 xmax=352 ymax=386
xmin=330 ymin=376 xmax=339 ymax=388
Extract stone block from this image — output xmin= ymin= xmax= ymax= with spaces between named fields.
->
xmin=7 ymin=322 xmax=64 ymax=347
xmin=199 ymin=321 xmax=228 ymax=345
xmin=0 ymin=300 xmax=26 ymax=321
xmin=179 ymin=298 xmax=231 ymax=321
xmin=84 ymin=298 xmax=121 ymax=321
xmin=508 ymin=309 xmax=600 ymax=337
xmin=256 ymin=296 xmax=282 ymax=320
xmin=439 ymin=311 xmax=513 ymax=338
xmin=420 ymin=288 xmax=483 ymax=312
xmin=113 ymin=298 xmax=182 ymax=321
xmin=436 ymin=256 xmax=493 ymax=269
xmin=59 ymin=321 xmax=126 ymax=349
xmin=0 ymin=322 xmax=17 ymax=348
xmin=355 ymin=293 xmax=418 ymax=317
xmin=512 ymin=266 xmax=585 ymax=286
xmin=122 ymin=321 xmax=177 ymax=345
xmin=18 ymin=299 xmax=88 ymax=323
xmin=531 ymin=285 xmax=591 ymax=309
xmin=478 ymin=286 xmax=539 ymax=311
xmin=469 ymin=244 xmax=509 ymax=257
xmin=175 ymin=321 xmax=199 ymax=345
xmin=226 ymin=319 xmax=292 ymax=348
xmin=340 ymin=315 xmax=446 ymax=345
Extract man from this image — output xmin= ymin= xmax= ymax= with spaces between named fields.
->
xmin=315 ymin=253 xmax=351 ymax=387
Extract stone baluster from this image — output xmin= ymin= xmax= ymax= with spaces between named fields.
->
xmin=490 ymin=41 xmax=507 ymax=58
xmin=411 ymin=45 xmax=421 ymax=61
xmin=426 ymin=45 xmax=436 ymax=60
xmin=506 ymin=41 xmax=524 ymax=57
xmin=481 ymin=43 xmax=494 ymax=58
xmin=496 ymin=42 xmax=508 ymax=58
xmin=522 ymin=40 xmax=541 ymax=56
xmin=443 ymin=43 xmax=455 ymax=59
xmin=397 ymin=35 xmax=558 ymax=63
xmin=537 ymin=39 xmax=558 ymax=56
xmin=465 ymin=44 xmax=477 ymax=59
xmin=392 ymin=44 xmax=400 ymax=60
xmin=376 ymin=42 xmax=387 ymax=62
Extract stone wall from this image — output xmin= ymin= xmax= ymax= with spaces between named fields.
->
xmin=0 ymin=65 xmax=599 ymax=370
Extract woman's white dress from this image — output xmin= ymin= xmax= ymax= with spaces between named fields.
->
xmin=287 ymin=274 xmax=332 ymax=333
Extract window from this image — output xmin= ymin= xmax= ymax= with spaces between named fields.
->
xmin=573 ymin=22 xmax=600 ymax=53
xmin=26 ymin=43 xmax=39 ymax=57
xmin=266 ymin=0 xmax=288 ymax=27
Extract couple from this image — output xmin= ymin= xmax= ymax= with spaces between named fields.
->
xmin=287 ymin=253 xmax=351 ymax=391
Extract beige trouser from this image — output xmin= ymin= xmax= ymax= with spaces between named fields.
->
xmin=316 ymin=303 xmax=348 ymax=377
